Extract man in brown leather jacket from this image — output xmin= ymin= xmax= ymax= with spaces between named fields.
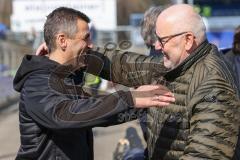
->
xmin=89 ymin=4 xmax=240 ymax=160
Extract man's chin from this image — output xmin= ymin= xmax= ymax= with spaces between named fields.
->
xmin=163 ymin=59 xmax=172 ymax=69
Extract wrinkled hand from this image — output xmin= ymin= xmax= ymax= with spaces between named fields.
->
xmin=131 ymin=85 xmax=175 ymax=108
xmin=36 ymin=42 xmax=48 ymax=56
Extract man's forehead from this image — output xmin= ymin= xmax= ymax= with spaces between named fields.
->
xmin=76 ymin=20 xmax=90 ymax=35
xmin=156 ymin=15 xmax=167 ymax=28
xmin=77 ymin=19 xmax=89 ymax=29
xmin=156 ymin=15 xmax=177 ymax=33
xmin=156 ymin=22 xmax=171 ymax=35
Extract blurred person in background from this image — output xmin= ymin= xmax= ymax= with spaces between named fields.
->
xmin=224 ymin=25 xmax=240 ymax=92
xmin=0 ymin=22 xmax=7 ymax=40
xmin=14 ymin=7 xmax=175 ymax=160
xmin=139 ymin=5 xmax=164 ymax=142
xmin=84 ymin=73 xmax=102 ymax=96
xmin=113 ymin=127 xmax=145 ymax=160
xmin=140 ymin=6 xmax=163 ymax=57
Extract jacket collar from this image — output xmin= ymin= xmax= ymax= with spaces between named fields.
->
xmin=165 ymin=40 xmax=211 ymax=80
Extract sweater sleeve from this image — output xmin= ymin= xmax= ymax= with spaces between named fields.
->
xmin=180 ymin=75 xmax=240 ymax=160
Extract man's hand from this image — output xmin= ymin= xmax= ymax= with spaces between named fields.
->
xmin=131 ymin=85 xmax=175 ymax=108
xmin=36 ymin=42 xmax=48 ymax=56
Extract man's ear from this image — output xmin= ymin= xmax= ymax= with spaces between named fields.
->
xmin=56 ymin=33 xmax=67 ymax=51
xmin=185 ymin=33 xmax=195 ymax=51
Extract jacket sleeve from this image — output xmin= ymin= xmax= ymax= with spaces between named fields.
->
xmin=86 ymin=47 xmax=168 ymax=87
xmin=23 ymin=73 xmax=137 ymax=131
xmin=180 ymin=75 xmax=240 ymax=159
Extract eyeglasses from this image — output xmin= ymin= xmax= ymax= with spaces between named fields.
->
xmin=156 ymin=31 xmax=188 ymax=48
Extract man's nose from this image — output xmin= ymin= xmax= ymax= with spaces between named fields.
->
xmin=155 ymin=41 xmax=162 ymax=50
xmin=87 ymin=41 xmax=93 ymax=48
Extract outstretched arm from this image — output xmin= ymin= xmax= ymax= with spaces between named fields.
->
xmin=23 ymin=72 xmax=175 ymax=130
xmin=86 ymin=47 xmax=167 ymax=87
